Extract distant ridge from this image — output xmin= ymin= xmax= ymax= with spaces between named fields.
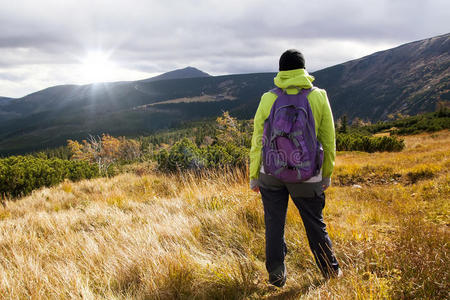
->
xmin=0 ymin=96 xmax=13 ymax=105
xmin=0 ymin=33 xmax=448 ymax=155
xmin=313 ymin=32 xmax=450 ymax=120
xmin=140 ymin=66 xmax=211 ymax=83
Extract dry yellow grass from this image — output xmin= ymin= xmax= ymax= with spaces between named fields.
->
xmin=0 ymin=131 xmax=449 ymax=299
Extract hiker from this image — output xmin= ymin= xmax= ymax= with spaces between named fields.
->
xmin=249 ymin=49 xmax=342 ymax=287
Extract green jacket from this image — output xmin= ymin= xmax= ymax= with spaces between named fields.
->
xmin=249 ymin=68 xmax=336 ymax=180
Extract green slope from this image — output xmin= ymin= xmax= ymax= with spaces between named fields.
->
xmin=0 ymin=33 xmax=448 ymax=155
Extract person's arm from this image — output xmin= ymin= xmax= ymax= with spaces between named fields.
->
xmin=249 ymin=93 xmax=275 ymax=190
xmin=317 ymin=90 xmax=336 ymax=188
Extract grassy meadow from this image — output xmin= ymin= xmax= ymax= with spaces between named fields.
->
xmin=0 ymin=130 xmax=448 ymax=299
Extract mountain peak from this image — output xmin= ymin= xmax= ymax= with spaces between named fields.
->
xmin=141 ymin=66 xmax=211 ymax=83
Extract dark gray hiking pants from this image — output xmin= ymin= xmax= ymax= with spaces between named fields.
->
xmin=258 ymin=172 xmax=340 ymax=277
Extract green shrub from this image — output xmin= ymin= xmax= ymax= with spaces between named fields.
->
xmin=336 ymin=133 xmax=405 ymax=152
xmin=364 ymin=111 xmax=450 ymax=135
xmin=0 ymin=156 xmax=99 ymax=198
xmin=156 ymin=138 xmax=248 ymax=172
xmin=156 ymin=138 xmax=206 ymax=172
xmin=203 ymin=145 xmax=234 ymax=168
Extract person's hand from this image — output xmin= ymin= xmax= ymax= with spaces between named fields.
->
xmin=321 ymin=177 xmax=331 ymax=191
xmin=250 ymin=179 xmax=260 ymax=193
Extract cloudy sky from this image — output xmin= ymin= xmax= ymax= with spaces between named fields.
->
xmin=0 ymin=0 xmax=449 ymax=98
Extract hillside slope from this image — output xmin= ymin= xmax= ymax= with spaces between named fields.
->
xmin=0 ymin=131 xmax=448 ymax=299
xmin=0 ymin=73 xmax=275 ymax=155
xmin=313 ymin=33 xmax=450 ymax=120
xmin=0 ymin=33 xmax=448 ymax=155
xmin=0 ymin=96 xmax=12 ymax=104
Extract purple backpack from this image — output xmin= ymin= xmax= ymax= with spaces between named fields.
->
xmin=262 ymin=87 xmax=323 ymax=183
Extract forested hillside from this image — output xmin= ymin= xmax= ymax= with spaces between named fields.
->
xmin=0 ymin=34 xmax=448 ymax=155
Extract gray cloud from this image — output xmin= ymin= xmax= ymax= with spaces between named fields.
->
xmin=0 ymin=0 xmax=449 ymax=97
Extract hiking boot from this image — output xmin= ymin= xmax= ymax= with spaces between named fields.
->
xmin=269 ymin=265 xmax=286 ymax=287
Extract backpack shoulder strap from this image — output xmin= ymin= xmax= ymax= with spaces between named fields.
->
xmin=269 ymin=87 xmax=283 ymax=97
xmin=302 ymin=86 xmax=318 ymax=97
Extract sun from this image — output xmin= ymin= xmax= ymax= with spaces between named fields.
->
xmin=80 ymin=51 xmax=115 ymax=83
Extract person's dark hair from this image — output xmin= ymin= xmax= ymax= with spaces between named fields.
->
xmin=279 ymin=49 xmax=305 ymax=71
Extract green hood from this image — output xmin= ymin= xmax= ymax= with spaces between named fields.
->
xmin=273 ymin=68 xmax=315 ymax=89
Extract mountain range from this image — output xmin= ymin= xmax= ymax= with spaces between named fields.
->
xmin=0 ymin=33 xmax=448 ymax=155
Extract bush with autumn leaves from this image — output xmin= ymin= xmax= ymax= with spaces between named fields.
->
xmin=67 ymin=134 xmax=142 ymax=175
